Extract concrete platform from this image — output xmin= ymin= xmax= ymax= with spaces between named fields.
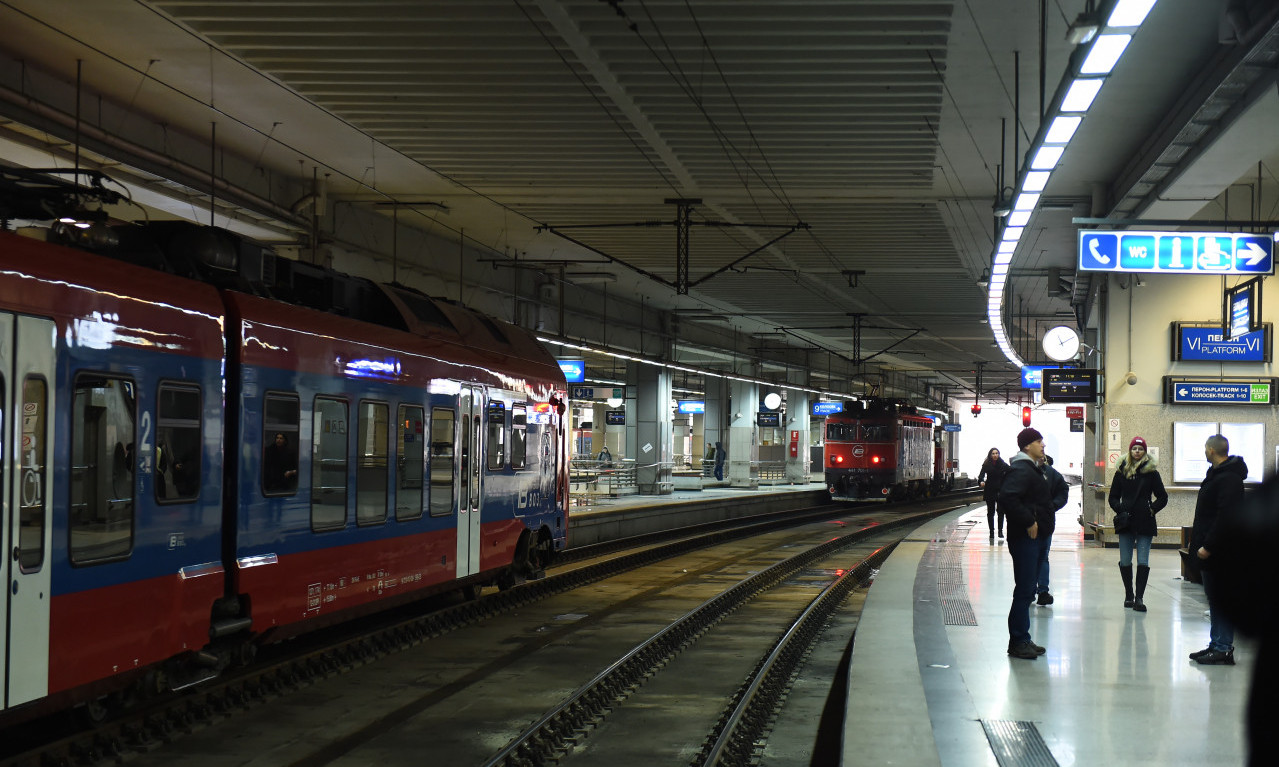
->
xmin=843 ymin=489 xmax=1251 ymax=766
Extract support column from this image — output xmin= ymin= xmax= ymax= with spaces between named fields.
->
xmin=785 ymin=391 xmax=811 ymax=483
xmin=631 ymin=362 xmax=673 ymax=495
xmin=729 ymin=380 xmax=759 ymax=489
xmin=703 ymin=378 xmax=729 ymax=479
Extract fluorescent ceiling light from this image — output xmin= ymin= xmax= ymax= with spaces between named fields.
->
xmin=1002 ymin=226 xmax=1024 ymax=241
xmin=1014 ymin=192 xmax=1040 ymax=210
xmin=1108 ymin=0 xmax=1157 ymax=27
xmin=1022 ymin=171 xmax=1051 ymax=192
xmin=992 ymin=264 xmax=1009 ymax=276
xmin=1008 ymin=211 xmax=1032 ymax=227
xmin=1031 ymin=146 xmax=1065 ymax=170
xmin=1044 ymin=115 xmax=1083 ymax=144
xmin=1081 ymin=34 xmax=1132 ymax=74
xmin=994 ymin=253 xmax=1014 ymax=266
xmin=1061 ymin=78 xmax=1104 ymax=112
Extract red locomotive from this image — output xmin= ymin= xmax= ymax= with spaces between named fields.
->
xmin=823 ymin=401 xmax=935 ymax=501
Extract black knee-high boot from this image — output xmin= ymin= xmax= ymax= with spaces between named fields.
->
xmin=1120 ymin=565 xmax=1134 ymax=608
xmin=1133 ymin=565 xmax=1150 ymax=612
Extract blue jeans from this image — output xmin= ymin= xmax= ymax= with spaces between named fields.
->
xmin=1117 ymin=532 xmax=1152 ymax=567
xmin=1035 ymin=532 xmax=1053 ymax=594
xmin=1200 ymin=570 xmax=1235 ymax=652
xmin=1007 ymin=535 xmax=1039 ymax=645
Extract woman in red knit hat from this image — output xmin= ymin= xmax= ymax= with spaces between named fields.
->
xmin=1107 ymin=436 xmax=1168 ymax=611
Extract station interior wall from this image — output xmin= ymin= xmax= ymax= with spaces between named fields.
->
xmin=1091 ymin=271 xmax=1278 ymax=542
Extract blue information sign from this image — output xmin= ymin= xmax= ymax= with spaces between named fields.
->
xmin=558 ymin=359 xmax=585 ymax=382
xmin=942 ymin=423 xmax=962 ymax=432
xmin=1079 ymin=231 xmax=1273 ymax=275
xmin=1021 ymin=365 xmax=1059 ymax=389
xmin=677 ymin=400 xmax=705 ymax=414
xmin=1178 ymin=326 xmax=1268 ymax=362
xmin=811 ymin=401 xmax=844 ymax=415
xmin=1168 ymin=381 xmax=1273 ymax=404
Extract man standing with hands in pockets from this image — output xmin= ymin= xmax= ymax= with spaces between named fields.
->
xmin=998 ymin=427 xmax=1052 ymax=660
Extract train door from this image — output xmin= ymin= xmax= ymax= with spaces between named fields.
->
xmin=1 ymin=314 xmax=55 ymax=709
xmin=456 ymin=385 xmax=484 ymax=577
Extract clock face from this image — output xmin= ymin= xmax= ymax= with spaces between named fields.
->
xmin=1043 ymin=326 xmax=1080 ymax=361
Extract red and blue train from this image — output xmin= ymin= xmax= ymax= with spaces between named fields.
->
xmin=0 ymin=210 xmax=568 ymax=724
xmin=823 ymin=402 xmax=935 ymax=501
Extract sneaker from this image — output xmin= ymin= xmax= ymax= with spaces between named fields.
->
xmin=1189 ymin=647 xmax=1213 ymax=660
xmin=1007 ymin=641 xmax=1039 ymax=660
xmin=1193 ymin=649 xmax=1235 ymax=665
xmin=1037 ymin=591 xmax=1054 ymax=606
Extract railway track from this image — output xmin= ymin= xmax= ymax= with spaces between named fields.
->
xmin=0 ymin=491 xmax=977 ymax=767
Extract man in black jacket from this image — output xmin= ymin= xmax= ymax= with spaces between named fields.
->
xmin=1035 ymin=455 xmax=1070 ymax=606
xmin=1189 ymin=433 xmax=1248 ymax=665
xmin=997 ymin=427 xmax=1052 ymax=659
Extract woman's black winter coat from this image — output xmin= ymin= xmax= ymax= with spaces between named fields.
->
xmin=1107 ymin=457 xmax=1168 ymax=537
xmin=977 ymin=458 xmax=1008 ymax=501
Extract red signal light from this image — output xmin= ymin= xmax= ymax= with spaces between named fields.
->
xmin=1022 ymin=406 xmax=1032 ymax=427
xmin=970 ymin=403 xmax=981 ymax=415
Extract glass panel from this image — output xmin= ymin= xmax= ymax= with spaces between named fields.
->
xmin=263 ymin=394 xmax=300 ymax=495
xmin=430 ymin=407 xmax=455 ymax=517
xmin=487 ymin=404 xmax=506 ymax=470
xmin=155 ymin=383 xmax=202 ymax=502
xmin=70 ymin=375 xmax=136 ymax=563
xmin=356 ymin=400 xmax=388 ymax=526
xmin=511 ymin=405 xmax=527 ymax=469
xmin=397 ymin=405 xmax=424 ymax=521
xmin=311 ymin=398 xmax=348 ymax=530
xmin=18 ymin=377 xmax=46 ymax=570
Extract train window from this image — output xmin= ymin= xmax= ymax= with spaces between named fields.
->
xmin=397 ymin=405 xmax=425 ymax=521
xmin=263 ymin=394 xmax=300 ymax=496
xmin=69 ymin=374 xmax=136 ymax=564
xmin=356 ymin=400 xmax=389 ymax=526
xmin=429 ymin=407 xmax=455 ymax=517
xmin=155 ymin=383 xmax=202 ymax=503
xmin=311 ymin=397 xmax=349 ymax=531
xmin=511 ymin=404 xmax=527 ymax=469
xmin=18 ymin=377 xmax=47 ymax=571
xmin=487 ymin=403 xmax=506 ymax=470
xmin=862 ymin=425 xmax=890 ymax=442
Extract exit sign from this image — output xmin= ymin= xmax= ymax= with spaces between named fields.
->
xmin=1066 ymin=406 xmax=1084 ymax=419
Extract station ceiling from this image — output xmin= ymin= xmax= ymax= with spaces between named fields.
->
xmin=0 ymin=1 xmax=1276 ymax=407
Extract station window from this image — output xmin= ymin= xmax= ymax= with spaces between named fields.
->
xmin=155 ymin=383 xmax=202 ymax=503
xmin=430 ymin=407 xmax=455 ymax=516
xmin=311 ymin=397 xmax=349 ymax=531
xmin=356 ymin=400 xmax=389 ymax=526
xmin=262 ymin=393 xmax=300 ymax=496
xmin=396 ymin=404 xmax=425 ymax=521
xmin=69 ymin=374 xmax=136 ymax=564
xmin=18 ymin=377 xmax=47 ymax=571
xmin=511 ymin=404 xmax=527 ymax=469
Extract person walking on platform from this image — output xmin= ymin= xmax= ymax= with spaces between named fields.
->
xmin=1189 ymin=434 xmax=1248 ymax=665
xmin=1034 ymin=454 xmax=1069 ymax=607
xmin=997 ymin=427 xmax=1051 ymax=660
xmin=1107 ymin=436 xmax=1167 ymax=612
xmin=977 ymin=447 xmax=1009 ymax=542
xmin=713 ymin=441 xmax=726 ymax=482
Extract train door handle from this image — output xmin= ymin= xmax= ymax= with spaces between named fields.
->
xmin=11 ymin=546 xmax=18 ymax=562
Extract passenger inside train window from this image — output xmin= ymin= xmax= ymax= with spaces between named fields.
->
xmin=264 ymin=432 xmax=299 ymax=493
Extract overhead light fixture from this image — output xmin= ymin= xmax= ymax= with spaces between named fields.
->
xmin=1044 ymin=116 xmax=1083 ymax=144
xmin=1108 ymin=0 xmax=1158 ymax=27
xmin=1014 ymin=192 xmax=1041 ymax=210
xmin=1031 ymin=146 xmax=1065 ymax=170
xmin=1060 ymin=79 xmax=1105 ymax=112
xmin=1022 ymin=171 xmax=1052 ymax=192
xmin=1080 ymin=34 xmax=1133 ymax=74
xmin=1002 ymin=226 xmax=1024 ymax=241
xmin=1008 ymin=210 xmax=1031 ymax=227
xmin=565 ymin=272 xmax=618 ymax=283
xmin=977 ymin=268 xmax=990 ymax=287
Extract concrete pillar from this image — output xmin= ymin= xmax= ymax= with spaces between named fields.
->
xmin=704 ymin=378 xmax=729 ymax=476
xmin=729 ymin=379 xmax=759 ymax=488
xmin=631 ymin=362 xmax=673 ymax=495
xmin=785 ymin=391 xmax=811 ymax=483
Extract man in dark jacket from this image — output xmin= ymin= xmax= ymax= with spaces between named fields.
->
xmin=1189 ymin=433 xmax=1248 ymax=665
xmin=1034 ymin=455 xmax=1070 ymax=606
xmin=997 ymin=427 xmax=1052 ymax=660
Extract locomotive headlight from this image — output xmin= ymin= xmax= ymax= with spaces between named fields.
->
xmin=872 ymin=456 xmax=880 ymax=463
xmin=833 ymin=455 xmax=844 ymax=464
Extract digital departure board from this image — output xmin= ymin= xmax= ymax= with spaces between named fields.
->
xmin=1041 ymin=368 xmax=1098 ymax=403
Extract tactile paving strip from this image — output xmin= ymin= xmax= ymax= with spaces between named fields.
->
xmin=934 ymin=521 xmax=977 ymax=626
xmin=980 ymin=719 xmax=1060 ymax=766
